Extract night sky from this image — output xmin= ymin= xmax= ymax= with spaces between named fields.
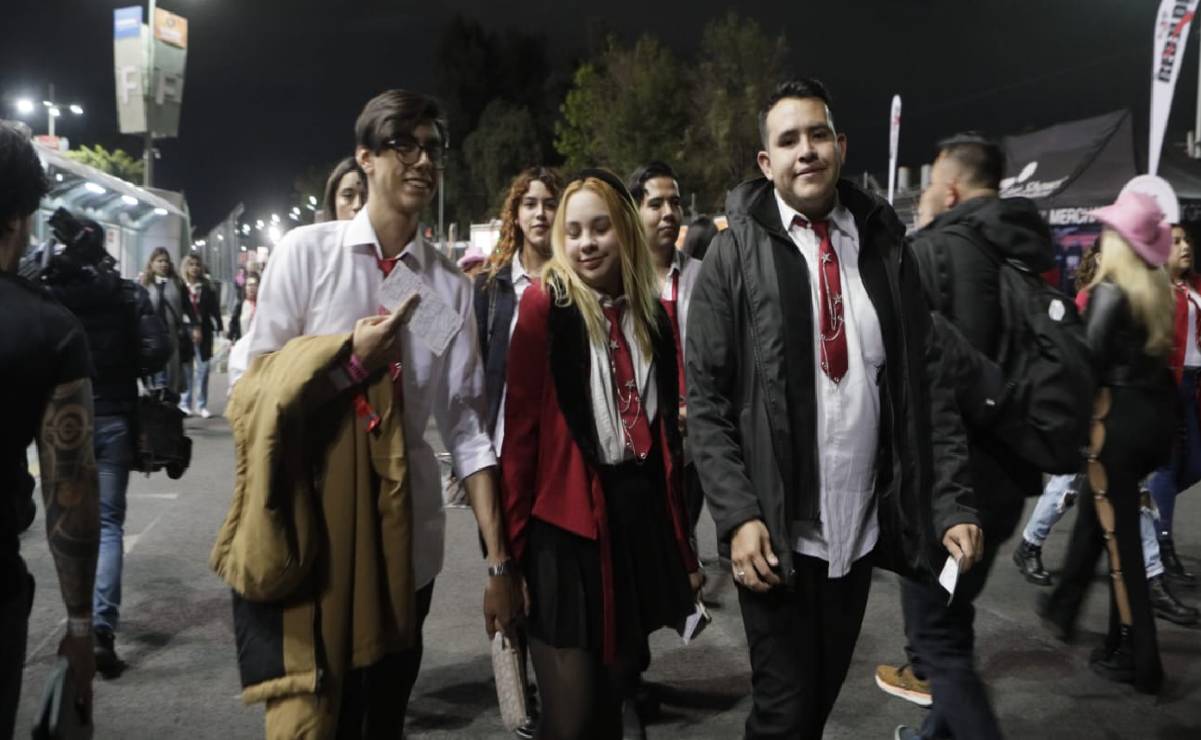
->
xmin=1 ymin=0 xmax=1191 ymax=232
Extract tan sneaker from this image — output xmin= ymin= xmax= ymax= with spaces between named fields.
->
xmin=875 ymin=663 xmax=932 ymax=707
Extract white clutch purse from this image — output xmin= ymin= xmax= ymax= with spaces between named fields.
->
xmin=491 ymin=632 xmax=530 ymax=731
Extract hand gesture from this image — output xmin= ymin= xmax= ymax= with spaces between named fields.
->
xmin=351 ymin=294 xmax=420 ymax=372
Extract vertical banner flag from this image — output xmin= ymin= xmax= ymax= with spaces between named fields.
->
xmin=887 ymin=95 xmax=902 ymax=205
xmin=1150 ymin=0 xmax=1199 ymax=175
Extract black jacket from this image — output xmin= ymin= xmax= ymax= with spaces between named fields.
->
xmin=1086 ymin=281 xmax=1176 ymax=390
xmin=49 ymin=269 xmax=171 ymax=418
xmin=183 ymin=280 xmax=223 ymax=361
xmin=473 ymin=264 xmax=519 ymax=435
xmin=910 ymin=196 xmax=1055 ymax=508
xmin=686 ymin=177 xmax=977 ymax=583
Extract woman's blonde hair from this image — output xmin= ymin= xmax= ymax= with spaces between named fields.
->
xmin=540 ymin=176 xmax=662 ymax=356
xmin=1090 ymin=228 xmax=1174 ymax=357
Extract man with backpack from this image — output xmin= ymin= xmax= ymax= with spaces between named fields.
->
xmin=881 ymin=133 xmax=1091 ymax=740
xmin=38 ymin=211 xmax=170 ymax=677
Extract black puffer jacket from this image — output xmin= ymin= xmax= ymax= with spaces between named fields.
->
xmin=910 ymin=196 xmax=1055 ymax=506
xmin=49 ymin=269 xmax=171 ymax=417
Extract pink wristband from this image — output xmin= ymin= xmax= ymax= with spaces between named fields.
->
xmin=346 ymin=354 xmax=370 ymax=384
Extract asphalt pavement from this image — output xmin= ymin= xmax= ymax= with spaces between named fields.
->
xmin=13 ymin=372 xmax=1201 ymax=738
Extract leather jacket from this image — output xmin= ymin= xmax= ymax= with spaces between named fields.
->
xmin=1086 ymin=281 xmax=1171 ymax=388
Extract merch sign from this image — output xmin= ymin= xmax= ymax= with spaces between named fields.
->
xmin=1150 ymin=0 xmax=1199 ymax=175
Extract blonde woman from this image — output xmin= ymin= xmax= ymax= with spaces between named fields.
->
xmin=500 ymin=170 xmax=701 ymax=738
xmin=1040 ymin=190 xmax=1176 ymax=694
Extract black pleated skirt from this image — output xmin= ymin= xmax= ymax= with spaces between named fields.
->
xmin=523 ymin=440 xmax=694 ymax=663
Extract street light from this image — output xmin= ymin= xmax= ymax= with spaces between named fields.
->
xmin=15 ymin=98 xmax=34 ymax=115
xmin=69 ymin=104 xmax=84 ymax=116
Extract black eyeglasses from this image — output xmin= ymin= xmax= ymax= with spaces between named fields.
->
xmin=382 ymin=136 xmax=447 ymax=169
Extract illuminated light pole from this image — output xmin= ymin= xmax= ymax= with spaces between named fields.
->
xmin=13 ymin=84 xmax=83 ymax=138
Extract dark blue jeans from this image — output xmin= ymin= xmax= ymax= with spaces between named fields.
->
xmin=93 ymin=415 xmax=133 ymax=633
xmin=1148 ymin=367 xmax=1201 ymax=537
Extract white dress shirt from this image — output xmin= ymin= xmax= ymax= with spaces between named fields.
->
xmin=1186 ymin=286 xmax=1201 ymax=368
xmin=658 ymin=249 xmax=702 ymax=357
xmin=775 ymin=191 xmax=885 ymax=578
xmin=491 ymin=250 xmax=534 ymax=455
xmin=231 ymin=208 xmax=496 ymax=588
xmin=590 ymin=294 xmax=659 ymax=464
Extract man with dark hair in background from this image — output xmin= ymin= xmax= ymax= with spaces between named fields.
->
xmin=232 ymin=90 xmax=519 ymax=736
xmin=628 ymin=161 xmax=707 ymax=555
xmin=0 ymin=121 xmax=100 ymax=736
xmin=687 ymin=80 xmax=981 ymax=739
xmin=878 ymin=132 xmax=1051 ymax=740
xmin=39 ymin=212 xmax=170 ymax=678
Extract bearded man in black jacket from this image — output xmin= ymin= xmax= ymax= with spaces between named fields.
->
xmin=686 ymin=79 xmax=982 ymax=740
xmin=879 ymin=134 xmax=1051 ymax=740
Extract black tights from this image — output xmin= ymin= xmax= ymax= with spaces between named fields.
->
xmin=528 ymin=637 xmax=639 ymax=740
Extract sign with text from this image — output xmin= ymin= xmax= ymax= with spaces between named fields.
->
xmin=113 ymin=6 xmax=147 ymax=134
xmin=153 ymin=8 xmax=188 ymax=49
xmin=1150 ymin=0 xmax=1199 ymax=175
xmin=111 ymin=6 xmax=188 ymax=138
xmin=113 ymin=5 xmax=142 ymax=39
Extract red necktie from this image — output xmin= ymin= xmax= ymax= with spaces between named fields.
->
xmin=602 ymin=303 xmax=653 ymax=460
xmin=377 ymin=255 xmax=401 ymax=277
xmin=350 ymin=253 xmax=405 ymax=432
xmin=796 ymin=217 xmax=847 ymax=384
xmin=659 ymin=272 xmax=686 ymax=402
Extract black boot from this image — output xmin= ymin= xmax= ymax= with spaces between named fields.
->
xmin=1089 ymin=625 xmax=1135 ymax=684
xmin=1149 ymin=575 xmax=1200 ymax=625
xmin=94 ymin=628 xmax=125 ymax=678
xmin=1013 ymin=539 xmax=1053 ymax=586
xmin=1159 ymin=535 xmax=1196 ymax=588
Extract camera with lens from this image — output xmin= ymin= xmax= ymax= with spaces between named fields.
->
xmin=19 ymin=207 xmax=115 ymax=284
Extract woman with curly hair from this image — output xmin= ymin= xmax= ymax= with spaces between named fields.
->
xmin=474 ymin=166 xmax=562 ymax=448
xmin=471 ymin=166 xmax=560 ymax=738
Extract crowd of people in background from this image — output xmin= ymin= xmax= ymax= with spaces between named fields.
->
xmin=2 ymin=71 xmax=1198 ymax=740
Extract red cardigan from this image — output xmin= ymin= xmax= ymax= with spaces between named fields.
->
xmin=1169 ymin=274 xmax=1201 ymax=381
xmin=500 ymin=283 xmax=698 ymax=661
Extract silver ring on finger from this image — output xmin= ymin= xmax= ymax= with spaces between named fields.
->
xmin=734 ymin=568 xmax=746 ymax=581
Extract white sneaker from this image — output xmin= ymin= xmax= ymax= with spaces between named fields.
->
xmin=199 ymin=408 xmax=213 ymax=419
xmin=178 ymin=404 xmax=192 ymax=417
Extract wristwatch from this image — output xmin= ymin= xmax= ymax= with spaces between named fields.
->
xmin=487 ymin=559 xmax=513 ymax=577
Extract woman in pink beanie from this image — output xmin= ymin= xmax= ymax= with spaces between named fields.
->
xmin=1039 ymin=189 xmax=1177 ymax=694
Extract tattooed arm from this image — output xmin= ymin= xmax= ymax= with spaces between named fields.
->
xmin=36 ymin=377 xmax=100 ymax=618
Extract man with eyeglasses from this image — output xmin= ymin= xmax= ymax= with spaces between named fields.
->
xmin=230 ymin=89 xmax=519 ymax=736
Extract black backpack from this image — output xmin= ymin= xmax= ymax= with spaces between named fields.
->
xmin=931 ymin=225 xmax=1095 ymax=474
